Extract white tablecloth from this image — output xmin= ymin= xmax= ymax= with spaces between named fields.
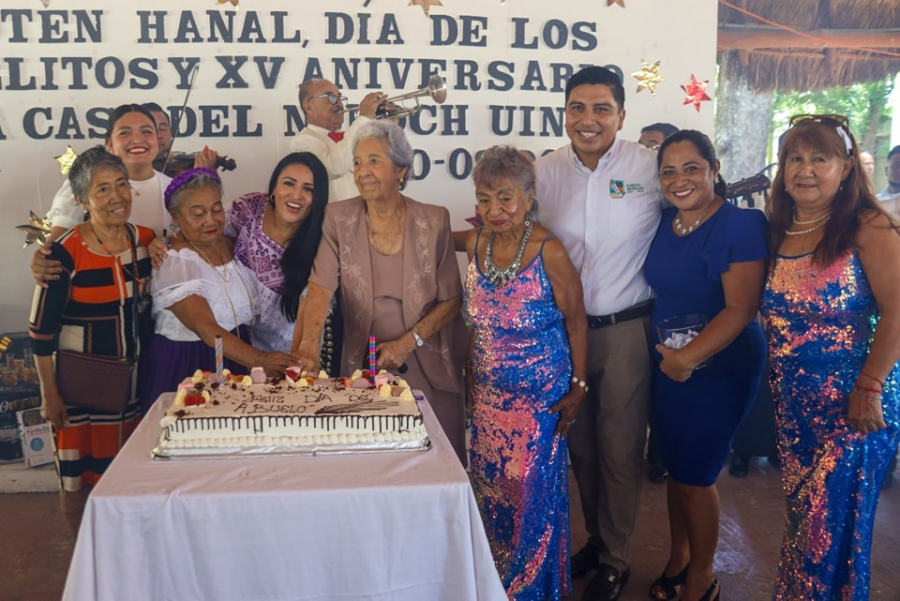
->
xmin=62 ymin=395 xmax=506 ymax=601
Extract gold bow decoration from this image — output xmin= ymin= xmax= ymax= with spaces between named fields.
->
xmin=16 ymin=212 xmax=52 ymax=248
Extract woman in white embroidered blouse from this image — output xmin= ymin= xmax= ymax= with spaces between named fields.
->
xmin=138 ymin=168 xmax=299 ymax=413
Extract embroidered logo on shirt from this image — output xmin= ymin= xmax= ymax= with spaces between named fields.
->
xmin=610 ymin=180 xmax=626 ymax=198
xmin=610 ymin=180 xmax=646 ymax=198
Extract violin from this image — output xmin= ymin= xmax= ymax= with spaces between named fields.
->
xmin=156 ymin=152 xmax=237 ymax=178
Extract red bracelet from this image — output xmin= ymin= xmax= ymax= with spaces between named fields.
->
xmin=860 ymin=372 xmax=885 ymax=387
xmin=854 ymin=385 xmax=882 ymax=394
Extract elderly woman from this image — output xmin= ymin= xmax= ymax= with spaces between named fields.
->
xmin=762 ymin=115 xmax=900 ymax=600
xmin=227 ymin=152 xmax=334 ymax=363
xmin=139 ymin=168 xmax=298 ymax=412
xmin=644 ymin=131 xmax=768 ymax=601
xmin=294 ymin=120 xmax=467 ymax=461
xmin=29 ymin=147 xmax=154 ymax=492
xmin=463 ymin=146 xmax=587 ymax=601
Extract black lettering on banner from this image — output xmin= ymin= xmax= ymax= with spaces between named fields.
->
xmin=95 ymin=56 xmax=125 ymax=89
xmin=233 ymin=105 xmax=262 ymax=137
xmin=453 ymin=60 xmax=480 ymax=91
xmin=86 ymin=107 xmax=112 ymax=138
xmin=253 ymin=57 xmax=285 ymax=89
xmin=486 ymin=62 xmax=514 ymax=91
xmin=325 ymin=12 xmax=405 ymax=45
xmin=510 ymin=17 xmax=598 ymax=51
xmin=448 ymin=148 xmax=472 ymax=180
xmin=412 ymin=149 xmax=431 ymax=181
xmin=283 ymin=105 xmax=305 ymax=136
xmin=0 ymin=9 xmax=32 ymax=42
xmin=216 ymin=56 xmax=250 ymax=88
xmin=39 ymin=10 xmax=102 ymax=44
xmin=129 ymin=58 xmax=159 ymax=90
xmin=137 ymin=11 xmax=167 ymax=43
xmin=168 ymin=57 xmax=202 ymax=89
xmin=430 ymin=15 xmax=488 ymax=47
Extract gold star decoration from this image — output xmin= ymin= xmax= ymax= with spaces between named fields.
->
xmin=632 ymin=60 xmax=665 ymax=95
xmin=607 ymin=0 xmax=625 ymax=6
xmin=16 ymin=212 xmax=52 ymax=248
xmin=55 ymin=146 xmax=78 ymax=175
xmin=217 ymin=0 xmax=239 ymax=7
xmin=409 ymin=0 xmax=443 ymax=16
xmin=681 ymin=74 xmax=712 ymax=112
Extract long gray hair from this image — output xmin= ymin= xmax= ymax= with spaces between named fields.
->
xmin=352 ymin=120 xmax=414 ymax=190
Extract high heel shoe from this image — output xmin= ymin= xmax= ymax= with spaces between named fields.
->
xmin=696 ymin=576 xmax=720 ymax=601
xmin=648 ymin=563 xmax=689 ymax=600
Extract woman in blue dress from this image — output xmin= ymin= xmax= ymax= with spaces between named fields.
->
xmin=644 ymin=130 xmax=768 ymax=601
xmin=464 ymin=145 xmax=588 ymax=601
xmin=762 ymin=115 xmax=900 ymax=600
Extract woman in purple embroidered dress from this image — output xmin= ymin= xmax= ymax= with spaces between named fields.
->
xmin=227 ymin=153 xmax=338 ymax=369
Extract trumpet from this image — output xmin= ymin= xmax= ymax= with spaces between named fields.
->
xmin=342 ymin=75 xmax=447 ymax=119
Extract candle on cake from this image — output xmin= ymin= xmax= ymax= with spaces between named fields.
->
xmin=369 ymin=335 xmax=377 ymax=381
xmin=214 ymin=335 xmax=224 ymax=384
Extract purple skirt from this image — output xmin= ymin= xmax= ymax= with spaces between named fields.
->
xmin=138 ymin=328 xmax=249 ymax=414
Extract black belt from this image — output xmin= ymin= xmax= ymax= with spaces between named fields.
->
xmin=588 ymin=300 xmax=655 ymax=329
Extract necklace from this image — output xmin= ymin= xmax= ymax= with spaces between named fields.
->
xmin=130 ymin=177 xmax=155 ymax=197
xmin=792 ymin=211 xmax=832 ymax=225
xmin=366 ymin=207 xmax=405 ymax=255
xmin=88 ymin=222 xmax=143 ymax=287
xmin=484 ymin=219 xmax=533 ymax=286
xmin=184 ymin=236 xmax=230 ymax=282
xmin=673 ymin=204 xmax=712 ymax=236
xmin=785 ymin=219 xmax=829 ymax=236
xmin=183 ymin=234 xmax=255 ymax=339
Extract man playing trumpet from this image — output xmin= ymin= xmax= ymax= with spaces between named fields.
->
xmin=290 ymin=78 xmax=390 ymax=203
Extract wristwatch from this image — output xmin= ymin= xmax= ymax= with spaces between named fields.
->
xmin=410 ymin=329 xmax=424 ymax=347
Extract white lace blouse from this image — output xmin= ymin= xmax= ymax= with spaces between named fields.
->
xmin=151 ymin=248 xmax=259 ymax=342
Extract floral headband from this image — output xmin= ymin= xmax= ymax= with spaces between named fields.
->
xmin=164 ymin=167 xmax=220 ymax=209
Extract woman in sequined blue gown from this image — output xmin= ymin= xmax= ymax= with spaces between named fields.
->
xmin=762 ymin=115 xmax=900 ymax=601
xmin=464 ymin=146 xmax=588 ymax=601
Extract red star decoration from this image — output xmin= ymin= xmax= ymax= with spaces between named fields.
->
xmin=681 ymin=75 xmax=711 ymax=112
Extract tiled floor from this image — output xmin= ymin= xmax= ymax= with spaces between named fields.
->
xmin=2 ymin=459 xmax=898 ymax=601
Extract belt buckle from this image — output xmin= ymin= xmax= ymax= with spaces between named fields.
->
xmin=608 ymin=313 xmax=618 ymax=327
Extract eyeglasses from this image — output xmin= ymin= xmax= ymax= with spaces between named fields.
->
xmin=789 ymin=113 xmax=849 ymax=128
xmin=308 ymin=92 xmax=347 ymax=106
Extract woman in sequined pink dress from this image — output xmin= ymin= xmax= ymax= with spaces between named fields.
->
xmin=762 ymin=115 xmax=900 ymax=600
xmin=463 ymin=145 xmax=588 ymax=601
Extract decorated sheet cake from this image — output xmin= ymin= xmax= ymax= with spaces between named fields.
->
xmin=152 ymin=369 xmax=429 ymax=458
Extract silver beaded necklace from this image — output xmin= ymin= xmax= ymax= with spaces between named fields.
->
xmin=484 ymin=219 xmax=533 ymax=286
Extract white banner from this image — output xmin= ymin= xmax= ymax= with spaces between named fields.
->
xmin=0 ymin=0 xmax=716 ymax=331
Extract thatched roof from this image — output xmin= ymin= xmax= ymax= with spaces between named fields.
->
xmin=718 ymin=0 xmax=900 ymax=93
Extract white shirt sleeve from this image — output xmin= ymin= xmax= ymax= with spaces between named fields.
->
xmin=45 ymin=180 xmax=85 ymax=230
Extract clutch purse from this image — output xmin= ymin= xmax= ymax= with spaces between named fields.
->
xmin=55 ymin=350 xmax=134 ymax=414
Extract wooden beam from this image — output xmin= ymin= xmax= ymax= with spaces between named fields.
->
xmin=718 ymin=27 xmax=900 ymax=51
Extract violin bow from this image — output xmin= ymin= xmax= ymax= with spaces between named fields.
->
xmin=161 ymin=65 xmax=200 ymax=175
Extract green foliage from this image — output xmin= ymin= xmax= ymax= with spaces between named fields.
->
xmin=769 ymin=76 xmax=895 ymax=187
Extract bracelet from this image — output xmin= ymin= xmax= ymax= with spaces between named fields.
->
xmin=859 ymin=372 xmax=885 ymax=387
xmin=571 ymin=376 xmax=589 ymax=394
xmin=854 ymin=385 xmax=882 ymax=395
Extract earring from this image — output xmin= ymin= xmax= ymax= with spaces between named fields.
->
xmin=268 ymin=194 xmax=276 ymax=207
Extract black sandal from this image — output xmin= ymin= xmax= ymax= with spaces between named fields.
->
xmin=649 ymin=563 xmax=689 ymax=600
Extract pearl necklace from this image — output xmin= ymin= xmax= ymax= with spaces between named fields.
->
xmin=792 ymin=211 xmax=831 ymax=225
xmin=673 ymin=205 xmax=711 ymax=236
xmin=484 ymin=219 xmax=532 ymax=286
xmin=785 ymin=219 xmax=829 ymax=236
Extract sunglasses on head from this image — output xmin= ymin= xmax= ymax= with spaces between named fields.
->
xmin=789 ymin=113 xmax=850 ymax=128
xmin=788 ymin=114 xmax=854 ymax=155
xmin=308 ymin=92 xmax=347 ymax=106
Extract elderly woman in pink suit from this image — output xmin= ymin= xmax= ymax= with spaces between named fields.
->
xmin=294 ymin=119 xmax=467 ymax=462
